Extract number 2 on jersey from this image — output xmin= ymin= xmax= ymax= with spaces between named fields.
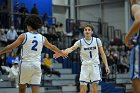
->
xmin=89 ymin=51 xmax=92 ymax=58
xmin=31 ymin=40 xmax=38 ymax=51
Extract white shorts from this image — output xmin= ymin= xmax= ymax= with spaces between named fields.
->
xmin=19 ymin=62 xmax=42 ymax=85
xmin=79 ymin=64 xmax=102 ymax=83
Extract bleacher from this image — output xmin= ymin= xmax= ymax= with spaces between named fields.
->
xmin=0 ymin=63 xmax=100 ymax=93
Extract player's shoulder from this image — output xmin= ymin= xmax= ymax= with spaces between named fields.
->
xmin=131 ymin=4 xmax=140 ymax=13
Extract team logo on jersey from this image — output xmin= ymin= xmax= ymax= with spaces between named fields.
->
xmin=84 ymin=46 xmax=96 ymax=50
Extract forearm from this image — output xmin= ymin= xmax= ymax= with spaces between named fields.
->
xmin=65 ymin=47 xmax=74 ymax=54
xmin=126 ymin=20 xmax=140 ymax=38
xmin=0 ymin=45 xmax=13 ymax=55
xmin=65 ymin=44 xmax=79 ymax=54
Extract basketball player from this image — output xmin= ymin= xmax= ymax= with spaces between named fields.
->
xmin=58 ymin=24 xmax=110 ymax=93
xmin=0 ymin=15 xmax=67 ymax=93
xmin=125 ymin=0 xmax=140 ymax=93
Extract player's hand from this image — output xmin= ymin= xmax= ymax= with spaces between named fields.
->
xmin=124 ymin=35 xmax=134 ymax=48
xmin=60 ymin=50 xmax=68 ymax=58
xmin=53 ymin=53 xmax=60 ymax=59
xmin=105 ymin=66 xmax=110 ymax=75
xmin=53 ymin=50 xmax=68 ymax=59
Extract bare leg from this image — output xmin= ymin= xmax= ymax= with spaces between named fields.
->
xmin=91 ymin=83 xmax=98 ymax=93
xmin=31 ymin=86 xmax=40 ymax=93
xmin=19 ymin=84 xmax=26 ymax=93
xmin=80 ymin=85 xmax=87 ymax=93
xmin=132 ymin=78 xmax=140 ymax=93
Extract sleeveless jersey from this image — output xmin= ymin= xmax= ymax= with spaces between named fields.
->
xmin=130 ymin=1 xmax=140 ymax=43
xmin=74 ymin=37 xmax=102 ymax=65
xmin=129 ymin=1 xmax=140 ymax=79
xmin=21 ymin=32 xmax=44 ymax=62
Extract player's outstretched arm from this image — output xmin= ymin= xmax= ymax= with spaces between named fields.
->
xmin=99 ymin=46 xmax=110 ymax=75
xmin=125 ymin=5 xmax=140 ymax=47
xmin=44 ymin=38 xmax=67 ymax=58
xmin=53 ymin=44 xmax=79 ymax=59
xmin=0 ymin=34 xmax=25 ymax=55
xmin=64 ymin=44 xmax=79 ymax=54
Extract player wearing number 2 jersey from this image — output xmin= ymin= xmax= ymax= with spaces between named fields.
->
xmin=0 ymin=15 xmax=67 ymax=93
xmin=63 ymin=24 xmax=110 ymax=93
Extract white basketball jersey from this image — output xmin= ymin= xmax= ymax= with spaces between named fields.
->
xmin=21 ymin=32 xmax=44 ymax=62
xmin=77 ymin=37 xmax=102 ymax=65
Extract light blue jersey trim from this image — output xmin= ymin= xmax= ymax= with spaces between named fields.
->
xmin=30 ymin=84 xmax=40 ymax=86
xmin=90 ymin=80 xmax=101 ymax=83
xmin=99 ymin=64 xmax=102 ymax=81
xmin=83 ymin=37 xmax=93 ymax=45
xmin=79 ymin=80 xmax=90 ymax=83
xmin=79 ymin=39 xmax=83 ymax=62
xmin=29 ymin=31 xmax=38 ymax=34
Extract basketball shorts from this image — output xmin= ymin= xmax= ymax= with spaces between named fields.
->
xmin=79 ymin=64 xmax=102 ymax=84
xmin=130 ymin=45 xmax=140 ymax=79
xmin=19 ymin=62 xmax=42 ymax=85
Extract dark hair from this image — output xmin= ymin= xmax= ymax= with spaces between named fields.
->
xmin=84 ymin=24 xmax=94 ymax=31
xmin=25 ymin=15 xmax=42 ymax=30
xmin=130 ymin=0 xmax=137 ymax=4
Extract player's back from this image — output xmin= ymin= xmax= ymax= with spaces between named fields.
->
xmin=21 ymin=32 xmax=44 ymax=63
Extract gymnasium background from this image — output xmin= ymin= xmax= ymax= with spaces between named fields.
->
xmin=0 ymin=0 xmax=131 ymax=93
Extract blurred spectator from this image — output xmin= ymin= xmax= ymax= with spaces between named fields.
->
xmin=56 ymin=23 xmax=65 ymax=34
xmin=47 ymin=26 xmax=58 ymax=42
xmin=14 ymin=2 xmax=20 ymax=13
xmin=0 ymin=54 xmax=6 ymax=74
xmin=40 ymin=24 xmax=48 ymax=35
xmin=42 ymin=13 xmax=48 ymax=25
xmin=56 ymin=23 xmax=66 ymax=41
xmin=7 ymin=26 xmax=18 ymax=45
xmin=0 ymin=29 xmax=7 ymax=46
xmin=1 ymin=60 xmax=19 ymax=88
xmin=114 ymin=36 xmax=122 ymax=46
xmin=19 ymin=3 xmax=28 ymax=15
xmin=19 ymin=3 xmax=28 ymax=29
xmin=31 ymin=3 xmax=39 ymax=14
xmin=13 ymin=2 xmax=21 ymax=29
xmin=71 ymin=35 xmax=79 ymax=46
xmin=43 ymin=53 xmax=53 ymax=68
xmin=6 ymin=51 xmax=18 ymax=67
xmin=0 ymin=71 xmax=3 ymax=81
xmin=118 ymin=55 xmax=129 ymax=73
xmin=42 ymin=53 xmax=60 ymax=77
xmin=8 ymin=60 xmax=19 ymax=88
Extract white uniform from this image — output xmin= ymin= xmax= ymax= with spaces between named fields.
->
xmin=74 ymin=37 xmax=102 ymax=83
xmin=19 ymin=32 xmax=44 ymax=85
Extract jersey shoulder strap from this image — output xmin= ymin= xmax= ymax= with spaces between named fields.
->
xmin=96 ymin=37 xmax=99 ymax=47
xmin=129 ymin=0 xmax=135 ymax=21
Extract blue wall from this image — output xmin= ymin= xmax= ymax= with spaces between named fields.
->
xmin=13 ymin=0 xmax=53 ymax=26
xmin=0 ymin=0 xmax=5 ymax=6
xmin=13 ymin=0 xmax=52 ymax=16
